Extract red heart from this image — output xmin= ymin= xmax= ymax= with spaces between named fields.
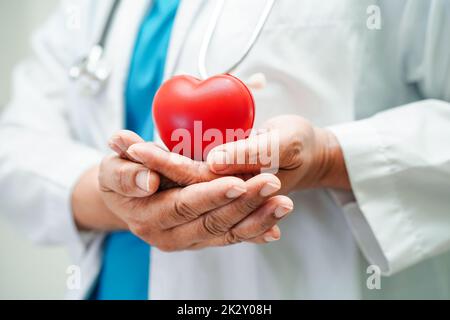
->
xmin=153 ymin=74 xmax=255 ymax=160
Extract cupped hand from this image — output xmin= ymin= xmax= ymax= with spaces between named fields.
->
xmin=205 ymin=115 xmax=351 ymax=193
xmin=98 ymin=131 xmax=295 ymax=251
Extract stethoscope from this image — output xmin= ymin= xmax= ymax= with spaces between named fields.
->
xmin=69 ymin=0 xmax=276 ymax=96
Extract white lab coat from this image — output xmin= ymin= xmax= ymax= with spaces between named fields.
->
xmin=1 ymin=0 xmax=449 ymax=299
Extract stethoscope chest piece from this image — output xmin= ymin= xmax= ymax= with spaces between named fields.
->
xmin=69 ymin=45 xmax=111 ymax=96
xmin=68 ymin=0 xmax=121 ymax=96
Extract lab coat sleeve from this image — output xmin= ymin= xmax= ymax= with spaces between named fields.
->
xmin=328 ymin=0 xmax=450 ymax=276
xmin=0 ymin=1 xmax=104 ymax=261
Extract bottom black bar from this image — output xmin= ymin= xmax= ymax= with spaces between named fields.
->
xmin=0 ymin=300 xmax=447 ymax=319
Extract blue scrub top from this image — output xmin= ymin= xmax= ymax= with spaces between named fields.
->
xmin=91 ymin=0 xmax=180 ymax=300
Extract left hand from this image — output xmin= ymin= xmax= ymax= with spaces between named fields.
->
xmin=103 ymin=130 xmax=294 ymax=248
xmin=206 ymin=115 xmax=351 ymax=193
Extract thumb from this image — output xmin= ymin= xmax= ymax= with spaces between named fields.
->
xmin=109 ymin=130 xmax=145 ymax=159
xmin=207 ymin=131 xmax=279 ymax=175
xmin=127 ymin=142 xmax=220 ymax=186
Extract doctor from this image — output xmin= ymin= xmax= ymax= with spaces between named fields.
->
xmin=1 ymin=0 xmax=450 ymax=300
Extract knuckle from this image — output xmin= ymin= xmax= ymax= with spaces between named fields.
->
xmin=223 ymin=229 xmax=244 ymax=246
xmin=208 ymin=192 xmax=229 ymax=209
xmin=259 ymin=217 xmax=275 ymax=232
xmin=173 ymin=195 xmax=200 ymax=222
xmin=202 ymin=214 xmax=229 ymax=236
xmin=116 ymin=164 xmax=133 ymax=194
xmin=283 ymin=136 xmax=303 ymax=169
xmin=234 ymin=197 xmax=260 ymax=215
xmin=183 ymin=161 xmax=203 ymax=184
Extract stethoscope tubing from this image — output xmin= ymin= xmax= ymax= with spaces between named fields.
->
xmin=70 ymin=0 xmax=276 ymax=92
xmin=198 ymin=0 xmax=276 ymax=79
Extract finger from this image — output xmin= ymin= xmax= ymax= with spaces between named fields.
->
xmin=190 ymin=225 xmax=282 ymax=250
xmin=207 ymin=131 xmax=279 ymax=174
xmin=226 ymin=195 xmax=292 ymax=240
xmin=246 ymin=225 xmax=282 ymax=244
xmin=189 ymin=196 xmax=292 ymax=249
xmin=99 ymin=155 xmax=160 ymax=197
xmin=127 ymin=142 xmax=220 ymax=186
xmin=165 ymin=173 xmax=281 ymax=247
xmin=108 ymin=130 xmax=145 ymax=159
xmin=152 ymin=176 xmax=247 ymax=230
xmin=109 ymin=133 xmax=186 ymax=191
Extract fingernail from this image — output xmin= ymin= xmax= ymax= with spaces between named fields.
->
xmin=274 ymin=205 xmax=293 ymax=218
xmin=264 ymin=226 xmax=281 ymax=242
xmin=226 ymin=185 xmax=247 ymax=199
xmin=109 ymin=144 xmax=122 ymax=156
xmin=264 ymin=236 xmax=279 ymax=242
xmin=136 ymin=170 xmax=150 ymax=192
xmin=127 ymin=147 xmax=143 ymax=163
xmin=207 ymin=150 xmax=229 ymax=172
xmin=109 ymin=136 xmax=126 ymax=152
xmin=259 ymin=182 xmax=280 ymax=197
xmin=264 ymin=234 xmax=280 ymax=242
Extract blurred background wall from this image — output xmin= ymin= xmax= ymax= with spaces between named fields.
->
xmin=0 ymin=0 xmax=70 ymax=299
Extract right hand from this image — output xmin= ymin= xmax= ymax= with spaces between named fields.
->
xmin=91 ymin=131 xmax=294 ymax=251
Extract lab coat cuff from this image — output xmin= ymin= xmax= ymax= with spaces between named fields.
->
xmin=328 ymin=120 xmax=425 ymax=276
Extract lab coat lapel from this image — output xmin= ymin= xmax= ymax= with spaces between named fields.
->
xmin=152 ymin=0 xmax=205 ymax=146
xmin=102 ymin=0 xmax=151 ymax=139
xmin=164 ymin=0 xmax=205 ymax=80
